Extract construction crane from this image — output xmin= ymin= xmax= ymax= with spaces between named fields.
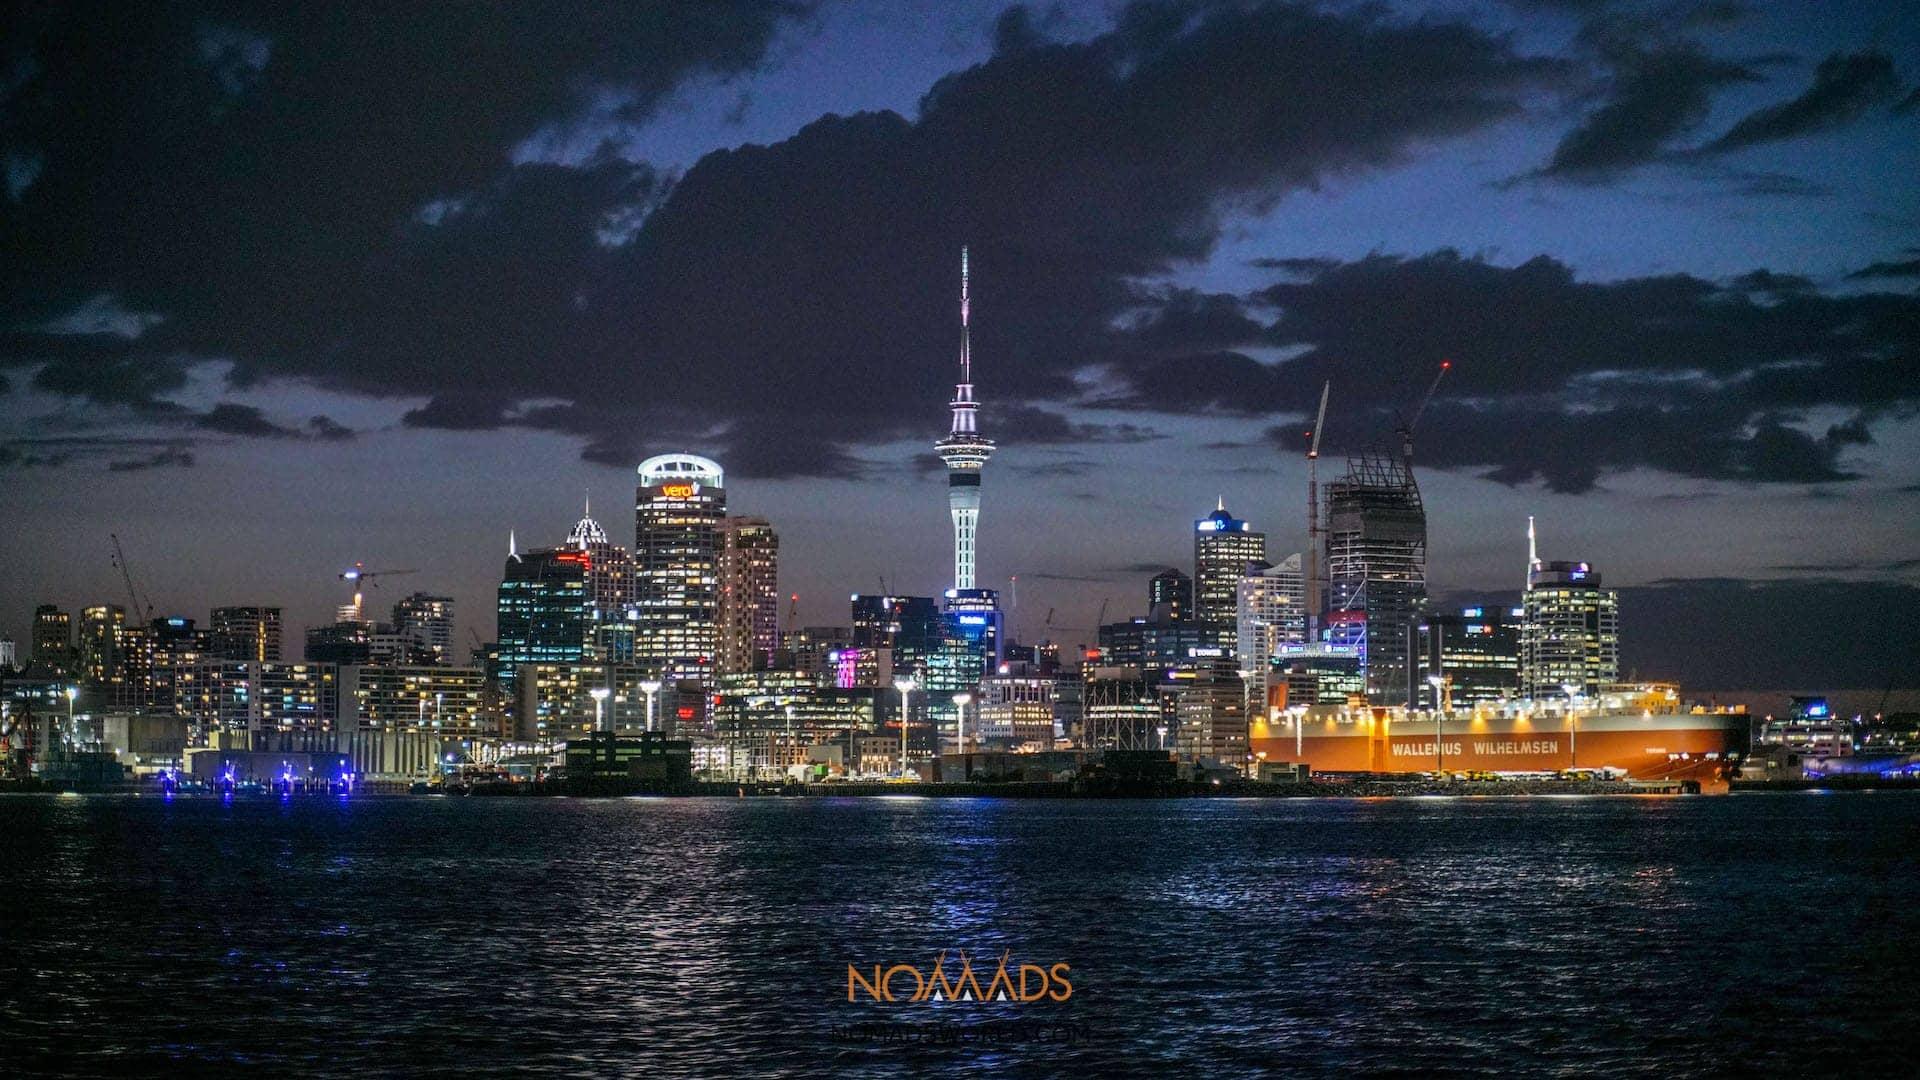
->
xmin=1304 ymin=381 xmax=1330 ymax=643
xmin=338 ymin=562 xmax=417 ymax=622
xmin=109 ymin=533 xmax=154 ymax=623
xmin=1396 ymin=359 xmax=1451 ymax=470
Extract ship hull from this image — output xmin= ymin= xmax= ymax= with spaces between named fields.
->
xmin=1250 ymin=710 xmax=1748 ymax=779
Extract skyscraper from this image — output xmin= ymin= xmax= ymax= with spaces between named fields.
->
xmin=1520 ymin=520 xmax=1619 ymax=698
xmin=567 ymin=498 xmax=636 ymax=618
xmin=31 ymin=604 xmax=73 ymax=676
xmin=1194 ymin=500 xmax=1266 ymax=645
xmin=1148 ymin=568 xmax=1193 ymax=623
xmin=718 ymin=516 xmax=779 ymax=675
xmin=210 ymin=606 xmax=282 ymax=662
xmin=934 ymin=247 xmax=993 ymax=592
xmin=1325 ymin=451 xmax=1427 ymax=706
xmin=494 ymin=543 xmax=591 ymax=701
xmin=634 ymin=453 xmax=726 ymax=687
xmin=1236 ymin=553 xmax=1305 ymax=681
xmin=392 ymin=593 xmax=455 ymax=665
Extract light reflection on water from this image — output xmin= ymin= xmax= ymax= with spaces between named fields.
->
xmin=2 ymin=793 xmax=1917 ymax=1076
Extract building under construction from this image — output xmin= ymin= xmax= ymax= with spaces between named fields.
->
xmin=1324 ymin=449 xmax=1428 ymax=707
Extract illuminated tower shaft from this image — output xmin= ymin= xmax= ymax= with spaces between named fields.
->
xmin=935 ymin=247 xmax=993 ymax=590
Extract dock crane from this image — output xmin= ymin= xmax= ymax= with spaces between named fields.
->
xmin=338 ymin=563 xmax=417 ymax=622
xmin=109 ymin=533 xmax=154 ymax=624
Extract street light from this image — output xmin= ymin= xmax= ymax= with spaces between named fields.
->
xmin=952 ymin=692 xmax=973 ymax=776
xmin=1561 ymin=682 xmax=1581 ymax=769
xmin=639 ymin=680 xmax=663 ymax=733
xmin=784 ymin=704 xmax=796 ymax=776
xmin=65 ymin=686 xmax=78 ymax=742
xmin=893 ymin=677 xmax=917 ymax=777
xmin=1428 ymin=674 xmax=1447 ymax=776
xmin=589 ymin=687 xmax=611 ymax=732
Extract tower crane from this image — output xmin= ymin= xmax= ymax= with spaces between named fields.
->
xmin=109 ymin=533 xmax=154 ymax=624
xmin=338 ymin=563 xmax=418 ymax=622
xmin=1396 ymin=359 xmax=1451 ymax=471
xmin=1304 ymin=381 xmax=1330 ymax=643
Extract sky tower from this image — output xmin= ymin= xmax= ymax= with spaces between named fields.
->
xmin=935 ymin=247 xmax=993 ymax=591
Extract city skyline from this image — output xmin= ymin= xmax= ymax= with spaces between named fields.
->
xmin=4 ymin=1 xmax=1918 ymax=695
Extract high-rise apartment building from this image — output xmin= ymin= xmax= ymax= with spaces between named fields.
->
xmin=392 ymin=593 xmax=455 ymax=665
xmin=1236 ymin=554 xmax=1305 ymax=683
xmin=634 ymin=453 xmax=727 ymax=686
xmin=718 ymin=516 xmax=779 ymax=675
xmin=567 ymin=500 xmax=636 ymax=618
xmin=32 ymin=605 xmax=73 ymax=675
xmin=210 ymin=606 xmax=282 ymax=662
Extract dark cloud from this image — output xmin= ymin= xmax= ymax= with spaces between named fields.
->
xmin=107 ymin=446 xmax=196 ymax=472
xmin=1702 ymin=50 xmax=1901 ymax=154
xmin=306 ymin=415 xmax=354 ymax=441
xmin=1 ymin=0 xmax=1565 ymax=477
xmin=1539 ymin=40 xmax=1758 ymax=177
xmin=1847 ymin=257 xmax=1920 ymax=281
xmin=1169 ymin=248 xmax=1920 ymax=491
xmin=195 ymin=403 xmax=301 ymax=438
xmin=1898 ymin=86 xmax=1920 ymax=114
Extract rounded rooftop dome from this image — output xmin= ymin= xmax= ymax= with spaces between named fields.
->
xmin=637 ymin=453 xmax=724 ymax=488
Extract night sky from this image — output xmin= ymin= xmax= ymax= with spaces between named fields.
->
xmin=3 ymin=1 xmax=1916 ymax=695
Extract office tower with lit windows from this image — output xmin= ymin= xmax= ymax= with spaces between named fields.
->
xmin=1325 ymin=451 xmax=1428 ymax=706
xmin=1194 ymin=500 xmax=1266 ymax=647
xmin=1418 ymin=606 xmax=1524 ymax=707
xmin=210 ymin=606 xmax=282 ymax=662
xmin=634 ymin=454 xmax=727 ymax=687
xmin=1236 ymin=553 xmax=1305 ymax=682
xmin=567 ymin=499 xmax=636 ymax=617
xmin=1521 ymin=522 xmax=1619 ymax=699
xmin=1148 ymin=568 xmax=1193 ymax=623
xmin=494 ymin=543 xmax=592 ymax=703
xmin=31 ymin=604 xmax=74 ymax=676
xmin=391 ymin=593 xmax=454 ymax=665
xmin=934 ymin=247 xmax=993 ymax=593
xmin=718 ymin=516 xmax=779 ymax=675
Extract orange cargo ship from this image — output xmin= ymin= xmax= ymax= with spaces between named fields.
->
xmin=1248 ymin=683 xmax=1749 ymax=780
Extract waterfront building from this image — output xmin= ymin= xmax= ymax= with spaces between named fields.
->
xmin=1520 ymin=521 xmax=1620 ymax=699
xmin=146 ymin=616 xmax=210 ymax=716
xmin=1194 ymin=501 xmax=1266 ymax=646
xmin=494 ymin=543 xmax=591 ymax=700
xmin=1081 ymin=666 xmax=1161 ymax=751
xmin=391 ymin=593 xmax=455 ymax=665
xmin=718 ymin=516 xmax=780 ymax=675
xmin=502 ymin=661 xmax=657 ymax=743
xmin=634 ymin=453 xmax=727 ymax=687
xmin=1273 ymin=642 xmax=1366 ymax=706
xmin=338 ymin=664 xmax=491 ymax=776
xmin=1171 ymin=665 xmax=1249 ymax=765
xmin=977 ymin=662 xmax=1058 ymax=749
xmin=850 ymin=595 xmax=944 ymax=678
xmin=192 ymin=661 xmax=340 ymax=750
xmin=1097 ymin=613 xmax=1221 ymax=681
xmin=210 ymin=606 xmax=282 ymax=662
xmin=31 ymin=605 xmax=73 ymax=676
xmin=1324 ymin=451 xmax=1428 ymax=706
xmin=1418 ymin=607 xmax=1523 ymax=707
xmin=1148 ymin=568 xmax=1193 ymax=623
xmin=1236 ymin=553 xmax=1305 ymax=687
xmin=934 ymin=247 xmax=994 ymax=593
